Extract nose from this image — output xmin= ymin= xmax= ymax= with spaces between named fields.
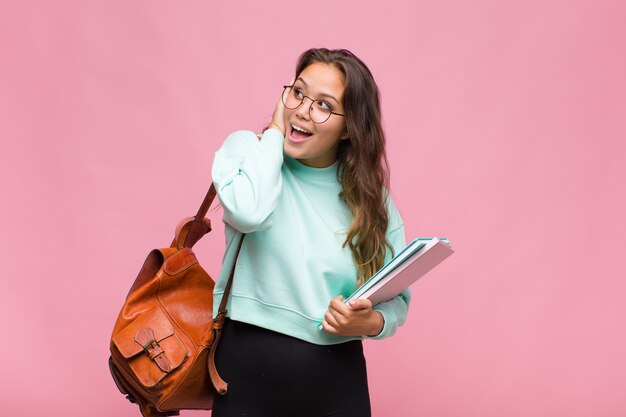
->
xmin=295 ymin=97 xmax=313 ymax=121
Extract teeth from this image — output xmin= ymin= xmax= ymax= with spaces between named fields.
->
xmin=291 ymin=124 xmax=312 ymax=134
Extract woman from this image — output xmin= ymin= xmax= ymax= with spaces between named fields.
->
xmin=211 ymin=48 xmax=410 ymax=417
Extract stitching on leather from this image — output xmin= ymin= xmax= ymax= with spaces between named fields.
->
xmin=163 ymin=249 xmax=199 ymax=275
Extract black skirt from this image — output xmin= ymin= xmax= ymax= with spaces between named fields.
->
xmin=211 ymin=319 xmax=372 ymax=417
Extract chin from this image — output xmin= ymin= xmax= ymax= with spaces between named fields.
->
xmin=283 ymin=143 xmax=302 ymax=159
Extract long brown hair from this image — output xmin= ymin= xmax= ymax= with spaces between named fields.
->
xmin=294 ymin=48 xmax=394 ymax=285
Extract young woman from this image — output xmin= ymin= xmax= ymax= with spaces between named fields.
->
xmin=210 ymin=48 xmax=410 ymax=417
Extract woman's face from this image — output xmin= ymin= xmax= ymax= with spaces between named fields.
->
xmin=283 ymin=62 xmax=348 ymax=168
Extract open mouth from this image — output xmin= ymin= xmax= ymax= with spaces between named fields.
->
xmin=289 ymin=124 xmax=314 ymax=143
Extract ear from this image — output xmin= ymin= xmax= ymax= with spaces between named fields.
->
xmin=340 ymin=128 xmax=350 ymax=141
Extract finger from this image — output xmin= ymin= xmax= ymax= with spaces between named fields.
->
xmin=324 ymin=309 xmax=345 ymax=328
xmin=329 ymin=297 xmax=351 ymax=316
xmin=348 ymin=298 xmax=373 ymax=310
xmin=271 ymin=99 xmax=286 ymax=134
xmin=324 ymin=310 xmax=337 ymax=323
xmin=328 ymin=295 xmax=344 ymax=311
xmin=324 ymin=310 xmax=341 ymax=328
xmin=321 ymin=319 xmax=338 ymax=334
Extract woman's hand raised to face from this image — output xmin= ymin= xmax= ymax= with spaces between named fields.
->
xmin=270 ymin=97 xmax=285 ymax=136
xmin=322 ymin=296 xmax=384 ymax=337
xmin=269 ymin=78 xmax=295 ymax=137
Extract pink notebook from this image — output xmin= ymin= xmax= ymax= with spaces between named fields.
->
xmin=353 ymin=237 xmax=454 ymax=305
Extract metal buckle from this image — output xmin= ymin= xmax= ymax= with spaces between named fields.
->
xmin=142 ymin=339 xmax=160 ymax=354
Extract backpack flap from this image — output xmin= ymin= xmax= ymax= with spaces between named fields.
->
xmin=113 ymin=308 xmax=189 ymax=388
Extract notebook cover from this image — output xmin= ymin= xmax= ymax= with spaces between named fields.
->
xmin=358 ymin=239 xmax=454 ymax=305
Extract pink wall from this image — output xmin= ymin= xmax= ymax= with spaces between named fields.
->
xmin=1 ymin=1 xmax=625 ymax=416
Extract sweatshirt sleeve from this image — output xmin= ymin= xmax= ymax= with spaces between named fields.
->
xmin=211 ymin=128 xmax=284 ymax=233
xmin=366 ymin=196 xmax=411 ymax=340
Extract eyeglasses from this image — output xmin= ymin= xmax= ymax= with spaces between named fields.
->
xmin=281 ymin=85 xmax=345 ymax=124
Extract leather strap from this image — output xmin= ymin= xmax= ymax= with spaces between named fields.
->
xmin=208 ymin=233 xmax=245 ymax=395
xmin=183 ymin=184 xmax=218 ymax=248
xmin=188 ymin=182 xmax=242 ymax=395
xmin=135 ymin=327 xmax=173 ymax=373
xmin=184 ymin=182 xmax=242 ymax=395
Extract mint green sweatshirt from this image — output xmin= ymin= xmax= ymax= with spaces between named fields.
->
xmin=211 ymin=128 xmax=410 ymax=345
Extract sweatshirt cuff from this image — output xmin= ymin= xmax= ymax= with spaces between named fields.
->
xmin=262 ymin=127 xmax=285 ymax=142
xmin=366 ymin=304 xmax=395 ymax=340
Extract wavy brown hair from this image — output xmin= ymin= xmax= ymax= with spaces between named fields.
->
xmin=293 ymin=48 xmax=394 ymax=285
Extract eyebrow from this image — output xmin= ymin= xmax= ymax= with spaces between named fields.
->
xmin=296 ymin=77 xmax=340 ymax=104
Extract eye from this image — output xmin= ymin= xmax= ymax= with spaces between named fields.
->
xmin=293 ymin=87 xmax=304 ymax=99
xmin=314 ymin=100 xmax=333 ymax=112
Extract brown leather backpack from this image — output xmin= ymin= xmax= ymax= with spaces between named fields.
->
xmin=108 ymin=184 xmax=240 ymax=417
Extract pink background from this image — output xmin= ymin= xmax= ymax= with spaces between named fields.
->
xmin=1 ymin=1 xmax=625 ymax=416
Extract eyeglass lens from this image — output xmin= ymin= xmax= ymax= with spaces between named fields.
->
xmin=282 ymin=86 xmax=332 ymax=124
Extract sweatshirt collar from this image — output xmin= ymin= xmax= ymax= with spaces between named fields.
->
xmin=284 ymin=155 xmax=339 ymax=182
